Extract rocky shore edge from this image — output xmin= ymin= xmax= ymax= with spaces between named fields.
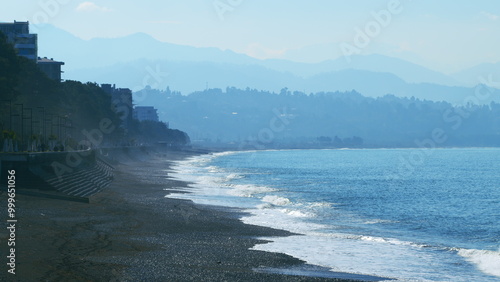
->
xmin=0 ymin=147 xmax=385 ymax=281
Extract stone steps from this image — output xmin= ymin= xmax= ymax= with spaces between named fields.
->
xmin=41 ymin=159 xmax=114 ymax=199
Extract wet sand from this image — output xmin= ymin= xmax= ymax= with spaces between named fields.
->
xmin=0 ymin=149 xmax=385 ymax=281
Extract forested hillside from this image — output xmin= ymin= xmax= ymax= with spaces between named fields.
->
xmin=136 ymin=87 xmax=500 ymax=148
xmin=0 ymin=32 xmax=189 ymax=149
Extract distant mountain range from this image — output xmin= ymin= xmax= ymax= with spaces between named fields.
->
xmin=36 ymin=24 xmax=500 ymax=104
xmin=450 ymin=62 xmax=500 ymax=87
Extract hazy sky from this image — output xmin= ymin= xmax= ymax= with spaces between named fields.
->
xmin=2 ymin=0 xmax=500 ymax=73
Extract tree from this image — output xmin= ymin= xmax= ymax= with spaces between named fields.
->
xmin=0 ymin=31 xmax=20 ymax=101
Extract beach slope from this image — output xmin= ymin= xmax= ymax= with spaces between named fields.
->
xmin=0 ymin=149 xmax=380 ymax=281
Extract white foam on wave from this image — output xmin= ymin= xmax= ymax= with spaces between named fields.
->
xmin=364 ymin=219 xmax=397 ymax=225
xmin=279 ymin=208 xmax=314 ymax=218
xmin=206 ymin=166 xmax=221 ymax=173
xmin=226 ymin=173 xmax=244 ymax=180
xmin=212 ymin=151 xmax=240 ymax=157
xmin=242 ymin=204 xmax=326 ymax=234
xmin=243 ymin=205 xmax=417 ymax=278
xmin=356 ymin=235 xmax=431 ymax=248
xmin=250 ymin=233 xmax=448 ymax=282
xmin=242 ymin=203 xmax=496 ymax=281
xmin=168 ymin=154 xmax=433 ymax=280
xmin=458 ymin=248 xmax=500 ymax=277
xmin=256 ymin=203 xmax=273 ymax=209
xmin=308 ymin=202 xmax=335 ymax=208
xmin=249 ymin=227 xmax=488 ymax=281
xmin=227 ymin=184 xmax=276 ymax=198
xmin=168 ymin=153 xmax=280 ymax=209
xmin=262 ymin=195 xmax=291 ymax=206
xmin=171 ymin=152 xmax=236 ymax=175
xmin=167 ymin=151 xmax=500 ymax=281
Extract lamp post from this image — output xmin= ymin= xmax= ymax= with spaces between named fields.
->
xmin=45 ymin=114 xmax=55 ymax=151
xmin=60 ymin=116 xmax=66 ymax=148
xmin=1 ymin=100 xmax=12 ymax=130
xmin=26 ymin=108 xmax=33 ymax=138
xmin=57 ymin=115 xmax=62 ymax=142
xmin=68 ymin=119 xmax=74 ymax=141
xmin=37 ymin=107 xmax=45 ymax=143
xmin=45 ymin=114 xmax=53 ymax=136
xmin=13 ymin=104 xmax=23 ymax=150
xmin=23 ymin=108 xmax=32 ymax=151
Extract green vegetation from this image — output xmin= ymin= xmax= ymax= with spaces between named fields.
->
xmin=129 ymin=120 xmax=190 ymax=146
xmin=0 ymin=32 xmax=189 ymax=152
xmin=137 ymin=87 xmax=500 ymax=148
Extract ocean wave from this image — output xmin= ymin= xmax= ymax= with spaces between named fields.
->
xmin=279 ymin=208 xmax=314 ymax=218
xmin=206 ymin=166 xmax=222 ymax=173
xmin=262 ymin=195 xmax=291 ymax=206
xmin=227 ymin=184 xmax=276 ymax=198
xmin=358 ymin=235 xmax=419 ymax=247
xmin=176 ymin=151 xmax=237 ymax=168
xmin=457 ymin=248 xmax=500 ymax=277
xmin=170 ymin=155 xmax=213 ymax=174
xmin=226 ymin=173 xmax=244 ymax=180
xmin=196 ymin=175 xmax=225 ymax=184
xmin=242 ymin=206 xmax=327 ymax=234
xmin=364 ymin=219 xmax=397 ymax=225
xmin=212 ymin=151 xmax=240 ymax=157
xmin=314 ymin=233 xmax=432 ymax=250
xmin=186 ymin=155 xmax=213 ymax=164
xmin=308 ymin=202 xmax=335 ymax=208
xmin=169 ymin=149 xmax=500 ymax=282
xmin=256 ymin=203 xmax=274 ymax=209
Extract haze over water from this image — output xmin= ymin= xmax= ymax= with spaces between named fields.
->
xmin=3 ymin=1 xmax=500 ymax=281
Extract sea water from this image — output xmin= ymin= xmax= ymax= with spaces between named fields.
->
xmin=168 ymin=148 xmax=500 ymax=281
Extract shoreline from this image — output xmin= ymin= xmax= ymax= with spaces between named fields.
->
xmin=176 ymin=148 xmax=500 ymax=282
xmin=0 ymin=148 xmax=386 ymax=281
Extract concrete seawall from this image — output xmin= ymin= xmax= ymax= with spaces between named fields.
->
xmin=0 ymin=149 xmax=113 ymax=202
xmin=0 ymin=146 xmax=203 ymax=202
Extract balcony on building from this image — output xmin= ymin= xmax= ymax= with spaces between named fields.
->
xmin=37 ymin=57 xmax=65 ymax=82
